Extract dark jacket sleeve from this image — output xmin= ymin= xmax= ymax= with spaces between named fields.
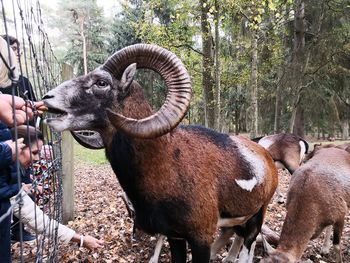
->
xmin=0 ymin=143 xmax=19 ymax=199
xmin=0 ymin=142 xmax=12 ymax=169
xmin=0 ymin=122 xmax=12 ymax=142
xmin=19 ymin=76 xmax=37 ymax=101
xmin=0 ymin=181 xmax=19 ymax=199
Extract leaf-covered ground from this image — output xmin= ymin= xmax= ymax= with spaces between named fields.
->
xmin=13 ymin=161 xmax=350 ymax=262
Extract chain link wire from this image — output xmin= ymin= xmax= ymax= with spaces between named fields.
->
xmin=1 ymin=0 xmax=63 ymax=262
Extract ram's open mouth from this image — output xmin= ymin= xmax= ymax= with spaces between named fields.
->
xmin=46 ymin=107 xmax=68 ymax=118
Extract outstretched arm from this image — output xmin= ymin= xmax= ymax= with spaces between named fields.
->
xmin=10 ymin=190 xmax=104 ymax=250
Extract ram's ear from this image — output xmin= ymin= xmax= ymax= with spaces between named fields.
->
xmin=118 ymin=63 xmax=137 ymax=94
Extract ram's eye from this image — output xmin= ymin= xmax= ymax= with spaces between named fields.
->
xmin=96 ymin=80 xmax=108 ymax=87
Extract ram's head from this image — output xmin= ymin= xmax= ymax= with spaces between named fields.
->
xmin=43 ymin=44 xmax=192 ymax=140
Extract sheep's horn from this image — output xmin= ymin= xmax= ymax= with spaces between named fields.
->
xmin=71 ymin=131 xmax=104 ymax=149
xmin=102 ymin=44 xmax=192 ymax=139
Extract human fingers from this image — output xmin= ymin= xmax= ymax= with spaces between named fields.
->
xmin=21 ymin=183 xmax=32 ymax=193
xmin=25 ymin=101 xmax=47 ymax=116
xmin=4 ymin=139 xmax=16 ymax=152
xmin=34 ymin=102 xmax=48 ymax=115
xmin=34 ymin=101 xmax=46 ymax=109
xmin=0 ymin=94 xmax=25 ymax=108
xmin=14 ymin=110 xmax=27 ymax=125
xmin=20 ymin=105 xmax=34 ymax=120
xmin=5 ymin=138 xmax=25 ymax=160
xmin=0 ymin=110 xmax=13 ymax=126
xmin=96 ymin=239 xmax=105 ymax=247
xmin=17 ymin=138 xmax=26 ymax=150
xmin=13 ymin=96 xmax=26 ymax=108
xmin=84 ymin=236 xmax=104 ymax=250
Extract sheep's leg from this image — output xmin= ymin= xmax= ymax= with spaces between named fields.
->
xmin=275 ymin=185 xmax=285 ymax=204
xmin=149 ymin=235 xmax=166 ymax=263
xmin=223 ymin=235 xmax=243 ymax=263
xmin=168 ymin=238 xmax=187 ymax=263
xmin=237 ymin=207 xmax=264 ymax=263
xmin=320 ymin=225 xmax=332 ymax=255
xmin=188 ymin=239 xmax=210 ymax=263
xmin=261 ymin=234 xmax=275 ymax=256
xmin=261 ymin=224 xmax=280 ymax=246
xmin=210 ymin=227 xmax=235 ymax=260
xmin=237 ymin=241 xmax=257 ymax=263
xmin=333 ymin=221 xmax=344 ymax=263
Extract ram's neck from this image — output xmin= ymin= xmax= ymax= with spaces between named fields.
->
xmin=105 ymin=129 xmax=169 ymax=203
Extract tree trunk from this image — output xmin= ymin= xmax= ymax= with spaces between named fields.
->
xmin=274 ymin=72 xmax=283 ymax=133
xmin=293 ymin=106 xmax=305 ymax=138
xmin=274 ymin=4 xmax=290 ymax=134
xmin=250 ymin=33 xmax=258 ymax=138
xmin=341 ymin=121 xmax=349 ymax=140
xmin=290 ymin=0 xmax=306 ymax=137
xmin=200 ymin=0 xmax=215 ymax=128
xmin=214 ymin=0 xmax=221 ymax=131
xmin=79 ymin=16 xmax=88 ymax=75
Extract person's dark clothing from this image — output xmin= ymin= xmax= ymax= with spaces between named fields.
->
xmin=0 ymin=122 xmax=11 ymax=142
xmin=0 ymin=140 xmax=15 ymax=263
xmin=0 ymin=146 xmax=19 ymax=198
xmin=0 ymin=198 xmax=11 ymax=263
xmin=1 ymin=75 xmax=36 ymax=101
xmin=0 ymin=122 xmax=34 ymax=262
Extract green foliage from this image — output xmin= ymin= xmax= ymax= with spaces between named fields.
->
xmin=47 ymin=0 xmax=350 ymax=138
xmin=106 ymin=1 xmax=142 ymax=54
xmin=54 ymin=0 xmax=109 ymax=74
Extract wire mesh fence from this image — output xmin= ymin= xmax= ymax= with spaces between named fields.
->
xmin=0 ymin=0 xmax=63 ymax=262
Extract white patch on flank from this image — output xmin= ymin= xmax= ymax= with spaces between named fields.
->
xmin=299 ymin=141 xmax=306 ymax=163
xmin=235 ymin=177 xmax=258 ymax=192
xmin=258 ymin=137 xmax=274 ymax=149
xmin=232 ymin=137 xmax=266 ymax=191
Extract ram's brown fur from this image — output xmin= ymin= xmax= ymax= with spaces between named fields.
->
xmin=263 ymin=148 xmax=350 ymax=263
xmin=43 ymin=45 xmax=278 ymax=263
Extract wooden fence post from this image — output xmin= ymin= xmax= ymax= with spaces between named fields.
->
xmin=61 ymin=63 xmax=74 ymax=223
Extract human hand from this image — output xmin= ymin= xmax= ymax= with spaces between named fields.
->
xmin=31 ymin=185 xmax=43 ymax=195
xmin=82 ymin=235 xmax=104 ymax=250
xmin=22 ymin=183 xmax=32 ymax=193
xmin=0 ymin=94 xmax=35 ymax=126
xmin=4 ymin=138 xmax=25 ymax=161
xmin=33 ymin=101 xmax=48 ymax=115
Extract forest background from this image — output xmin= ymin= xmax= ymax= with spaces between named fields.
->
xmin=3 ymin=0 xmax=350 ymax=140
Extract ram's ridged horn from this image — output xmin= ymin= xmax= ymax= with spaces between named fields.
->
xmin=71 ymin=131 xmax=104 ymax=149
xmin=102 ymin=44 xmax=192 ymax=139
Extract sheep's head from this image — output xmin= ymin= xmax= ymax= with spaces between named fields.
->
xmin=43 ymin=68 xmax=118 ymax=132
xmin=43 ymin=44 xmax=192 ymax=139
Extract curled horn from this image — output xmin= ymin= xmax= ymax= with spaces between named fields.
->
xmin=71 ymin=131 xmax=104 ymax=149
xmin=102 ymin=44 xmax=192 ymax=139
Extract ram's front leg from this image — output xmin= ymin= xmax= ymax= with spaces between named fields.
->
xmin=149 ymin=235 xmax=166 ymax=263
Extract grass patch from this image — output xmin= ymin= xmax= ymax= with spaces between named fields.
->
xmin=73 ymin=141 xmax=107 ymax=165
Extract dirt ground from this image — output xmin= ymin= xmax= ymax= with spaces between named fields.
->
xmin=13 ymin=162 xmax=350 ymax=262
